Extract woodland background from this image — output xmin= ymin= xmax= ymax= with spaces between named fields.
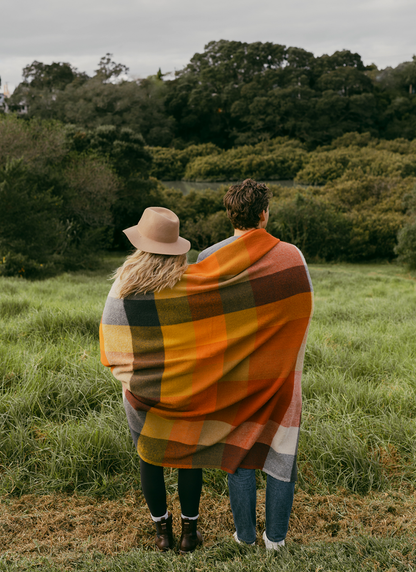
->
xmin=2 ymin=40 xmax=416 ymax=276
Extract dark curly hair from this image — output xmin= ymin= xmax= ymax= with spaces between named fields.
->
xmin=223 ymin=179 xmax=271 ymax=230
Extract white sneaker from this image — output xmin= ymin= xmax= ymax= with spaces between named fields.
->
xmin=233 ymin=531 xmax=255 ymax=546
xmin=262 ymin=531 xmax=285 ymax=550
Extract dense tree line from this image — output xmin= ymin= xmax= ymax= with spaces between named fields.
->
xmin=1 ymin=113 xmax=416 ymax=276
xmin=3 ymin=41 xmax=416 ymax=275
xmin=8 ymin=42 xmax=416 ymax=148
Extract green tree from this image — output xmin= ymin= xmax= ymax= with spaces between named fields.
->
xmin=95 ymin=53 xmax=129 ymax=81
xmin=10 ymin=56 xmax=175 ymax=147
xmin=0 ymin=159 xmax=62 ymax=277
xmin=66 ymin=123 xmax=165 ymax=248
xmin=0 ymin=115 xmax=119 ymax=275
xmin=52 ymin=74 xmax=174 ymax=144
xmin=9 ymin=61 xmax=88 ymax=119
xmin=395 ymin=184 xmax=416 ymax=268
xmin=166 ymin=40 xmax=287 ymax=147
xmin=21 ymin=60 xmax=87 ymax=90
xmin=66 ymin=124 xmax=152 ymax=178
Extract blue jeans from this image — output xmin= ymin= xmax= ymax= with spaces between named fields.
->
xmin=228 ymin=468 xmax=295 ymax=544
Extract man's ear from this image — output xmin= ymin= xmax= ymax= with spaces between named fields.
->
xmin=259 ymin=210 xmax=266 ymax=221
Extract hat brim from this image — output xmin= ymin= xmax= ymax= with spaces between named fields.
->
xmin=123 ymin=226 xmax=191 ymax=255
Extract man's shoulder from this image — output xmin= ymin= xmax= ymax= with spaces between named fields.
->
xmin=197 ymin=236 xmax=240 ymax=262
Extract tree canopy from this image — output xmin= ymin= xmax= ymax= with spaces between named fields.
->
xmin=8 ymin=43 xmax=416 ymax=149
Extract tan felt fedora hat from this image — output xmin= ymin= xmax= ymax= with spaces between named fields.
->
xmin=123 ymin=207 xmax=190 ymax=255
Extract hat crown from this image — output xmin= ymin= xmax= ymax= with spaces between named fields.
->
xmin=122 ymin=207 xmax=190 ymax=255
xmin=138 ymin=207 xmax=179 ymax=244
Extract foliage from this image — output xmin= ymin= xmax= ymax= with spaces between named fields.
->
xmin=148 ymin=143 xmax=221 ymax=180
xmin=64 ymin=124 xmax=169 ymax=249
xmin=270 ymin=171 xmax=409 ymax=262
xmin=152 ymin=136 xmax=414 ymax=262
xmin=66 ymin=124 xmax=152 ymax=178
xmin=3 ymin=108 xmax=414 ymax=265
xmin=181 ymin=211 xmax=233 ymax=251
xmin=0 ymin=160 xmax=63 ymax=278
xmin=395 ymin=222 xmax=416 ymax=268
xmin=21 ymin=60 xmax=88 ymax=90
xmin=10 ymin=42 xmax=416 ymax=149
xmin=183 ymin=139 xmax=307 ymax=181
xmin=268 ymin=192 xmax=351 ymax=261
xmin=0 ymin=114 xmax=68 ymax=170
xmin=395 ymin=184 xmax=416 ymax=268
xmin=158 ymin=186 xmax=230 ymax=250
xmin=10 ymin=56 xmax=175 ymax=147
xmin=165 ymin=41 xmax=383 ymax=147
xmin=94 ymin=52 xmax=129 ymax=82
xmin=295 ymin=146 xmax=416 ymax=185
xmin=55 ymin=76 xmax=174 ymax=146
xmin=319 ymin=173 xmax=412 ymax=260
xmin=0 ymin=116 xmax=120 ymax=275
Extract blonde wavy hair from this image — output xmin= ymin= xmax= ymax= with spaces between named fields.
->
xmin=113 ymin=250 xmax=188 ymax=298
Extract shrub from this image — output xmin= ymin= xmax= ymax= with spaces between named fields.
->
xmin=320 ymin=173 xmax=412 ymax=260
xmin=295 ymin=147 xmax=416 ymax=185
xmin=156 ymin=185 xmax=231 ymax=251
xmin=0 ymin=115 xmax=67 ymax=170
xmin=330 ymin=131 xmax=375 ymax=148
xmin=394 ymin=184 xmax=416 ymax=268
xmin=149 ymin=147 xmax=186 ymax=180
xmin=0 ymin=252 xmax=57 ymax=279
xmin=148 ymin=143 xmax=221 ymax=180
xmin=184 ymin=143 xmax=307 ymax=181
xmin=159 ymin=186 xmax=228 ymax=222
xmin=0 ymin=116 xmax=120 ymax=276
xmin=66 ymin=124 xmax=153 ymax=179
xmin=111 ymin=177 xmax=166 ymax=250
xmin=347 ymin=210 xmax=405 ymax=261
xmin=330 ymin=131 xmax=416 ymax=155
xmin=395 ymin=222 xmax=416 ymax=268
xmin=268 ymin=192 xmax=351 ymax=261
xmin=0 ymin=159 xmax=64 ymax=277
xmin=181 ymin=211 xmax=233 ymax=251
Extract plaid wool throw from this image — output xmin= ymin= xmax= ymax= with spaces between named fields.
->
xmin=100 ymin=229 xmax=313 ymax=482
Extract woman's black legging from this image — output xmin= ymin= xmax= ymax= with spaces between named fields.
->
xmin=139 ymin=458 xmax=203 ymax=518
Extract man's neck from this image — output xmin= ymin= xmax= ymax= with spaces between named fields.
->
xmin=233 ymin=228 xmax=256 ymax=237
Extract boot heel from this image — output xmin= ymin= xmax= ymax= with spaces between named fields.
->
xmin=154 ymin=512 xmax=174 ymax=551
xmin=179 ymin=516 xmax=203 ymax=554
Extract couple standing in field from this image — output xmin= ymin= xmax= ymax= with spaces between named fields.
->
xmin=100 ymin=179 xmax=313 ymax=554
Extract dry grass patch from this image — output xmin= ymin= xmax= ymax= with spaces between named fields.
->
xmin=1 ymin=489 xmax=416 ymax=564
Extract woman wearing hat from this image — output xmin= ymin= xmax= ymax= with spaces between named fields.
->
xmin=104 ymin=207 xmax=202 ymax=553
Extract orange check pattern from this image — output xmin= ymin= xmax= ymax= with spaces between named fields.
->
xmin=100 ymin=229 xmax=313 ymax=482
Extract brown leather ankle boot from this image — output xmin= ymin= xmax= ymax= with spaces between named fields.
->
xmin=179 ymin=516 xmax=203 ymax=554
xmin=154 ymin=512 xmax=174 ymax=551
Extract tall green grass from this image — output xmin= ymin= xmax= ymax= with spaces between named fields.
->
xmin=1 ymin=259 xmax=415 ymax=497
xmin=300 ymin=265 xmax=416 ymax=493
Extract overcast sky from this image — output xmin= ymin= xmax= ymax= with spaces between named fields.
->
xmin=2 ymin=0 xmax=416 ymax=93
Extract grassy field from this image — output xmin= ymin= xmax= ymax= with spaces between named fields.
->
xmin=1 ymin=256 xmax=416 ymax=570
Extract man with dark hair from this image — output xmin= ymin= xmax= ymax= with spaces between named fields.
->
xmin=197 ymin=179 xmax=271 ymax=262
xmin=224 ymin=179 xmax=271 ymax=231
xmin=197 ymin=179 xmax=311 ymax=550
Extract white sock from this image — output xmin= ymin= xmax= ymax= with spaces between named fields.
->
xmin=151 ymin=511 xmax=169 ymax=522
xmin=181 ymin=513 xmax=199 ymax=520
